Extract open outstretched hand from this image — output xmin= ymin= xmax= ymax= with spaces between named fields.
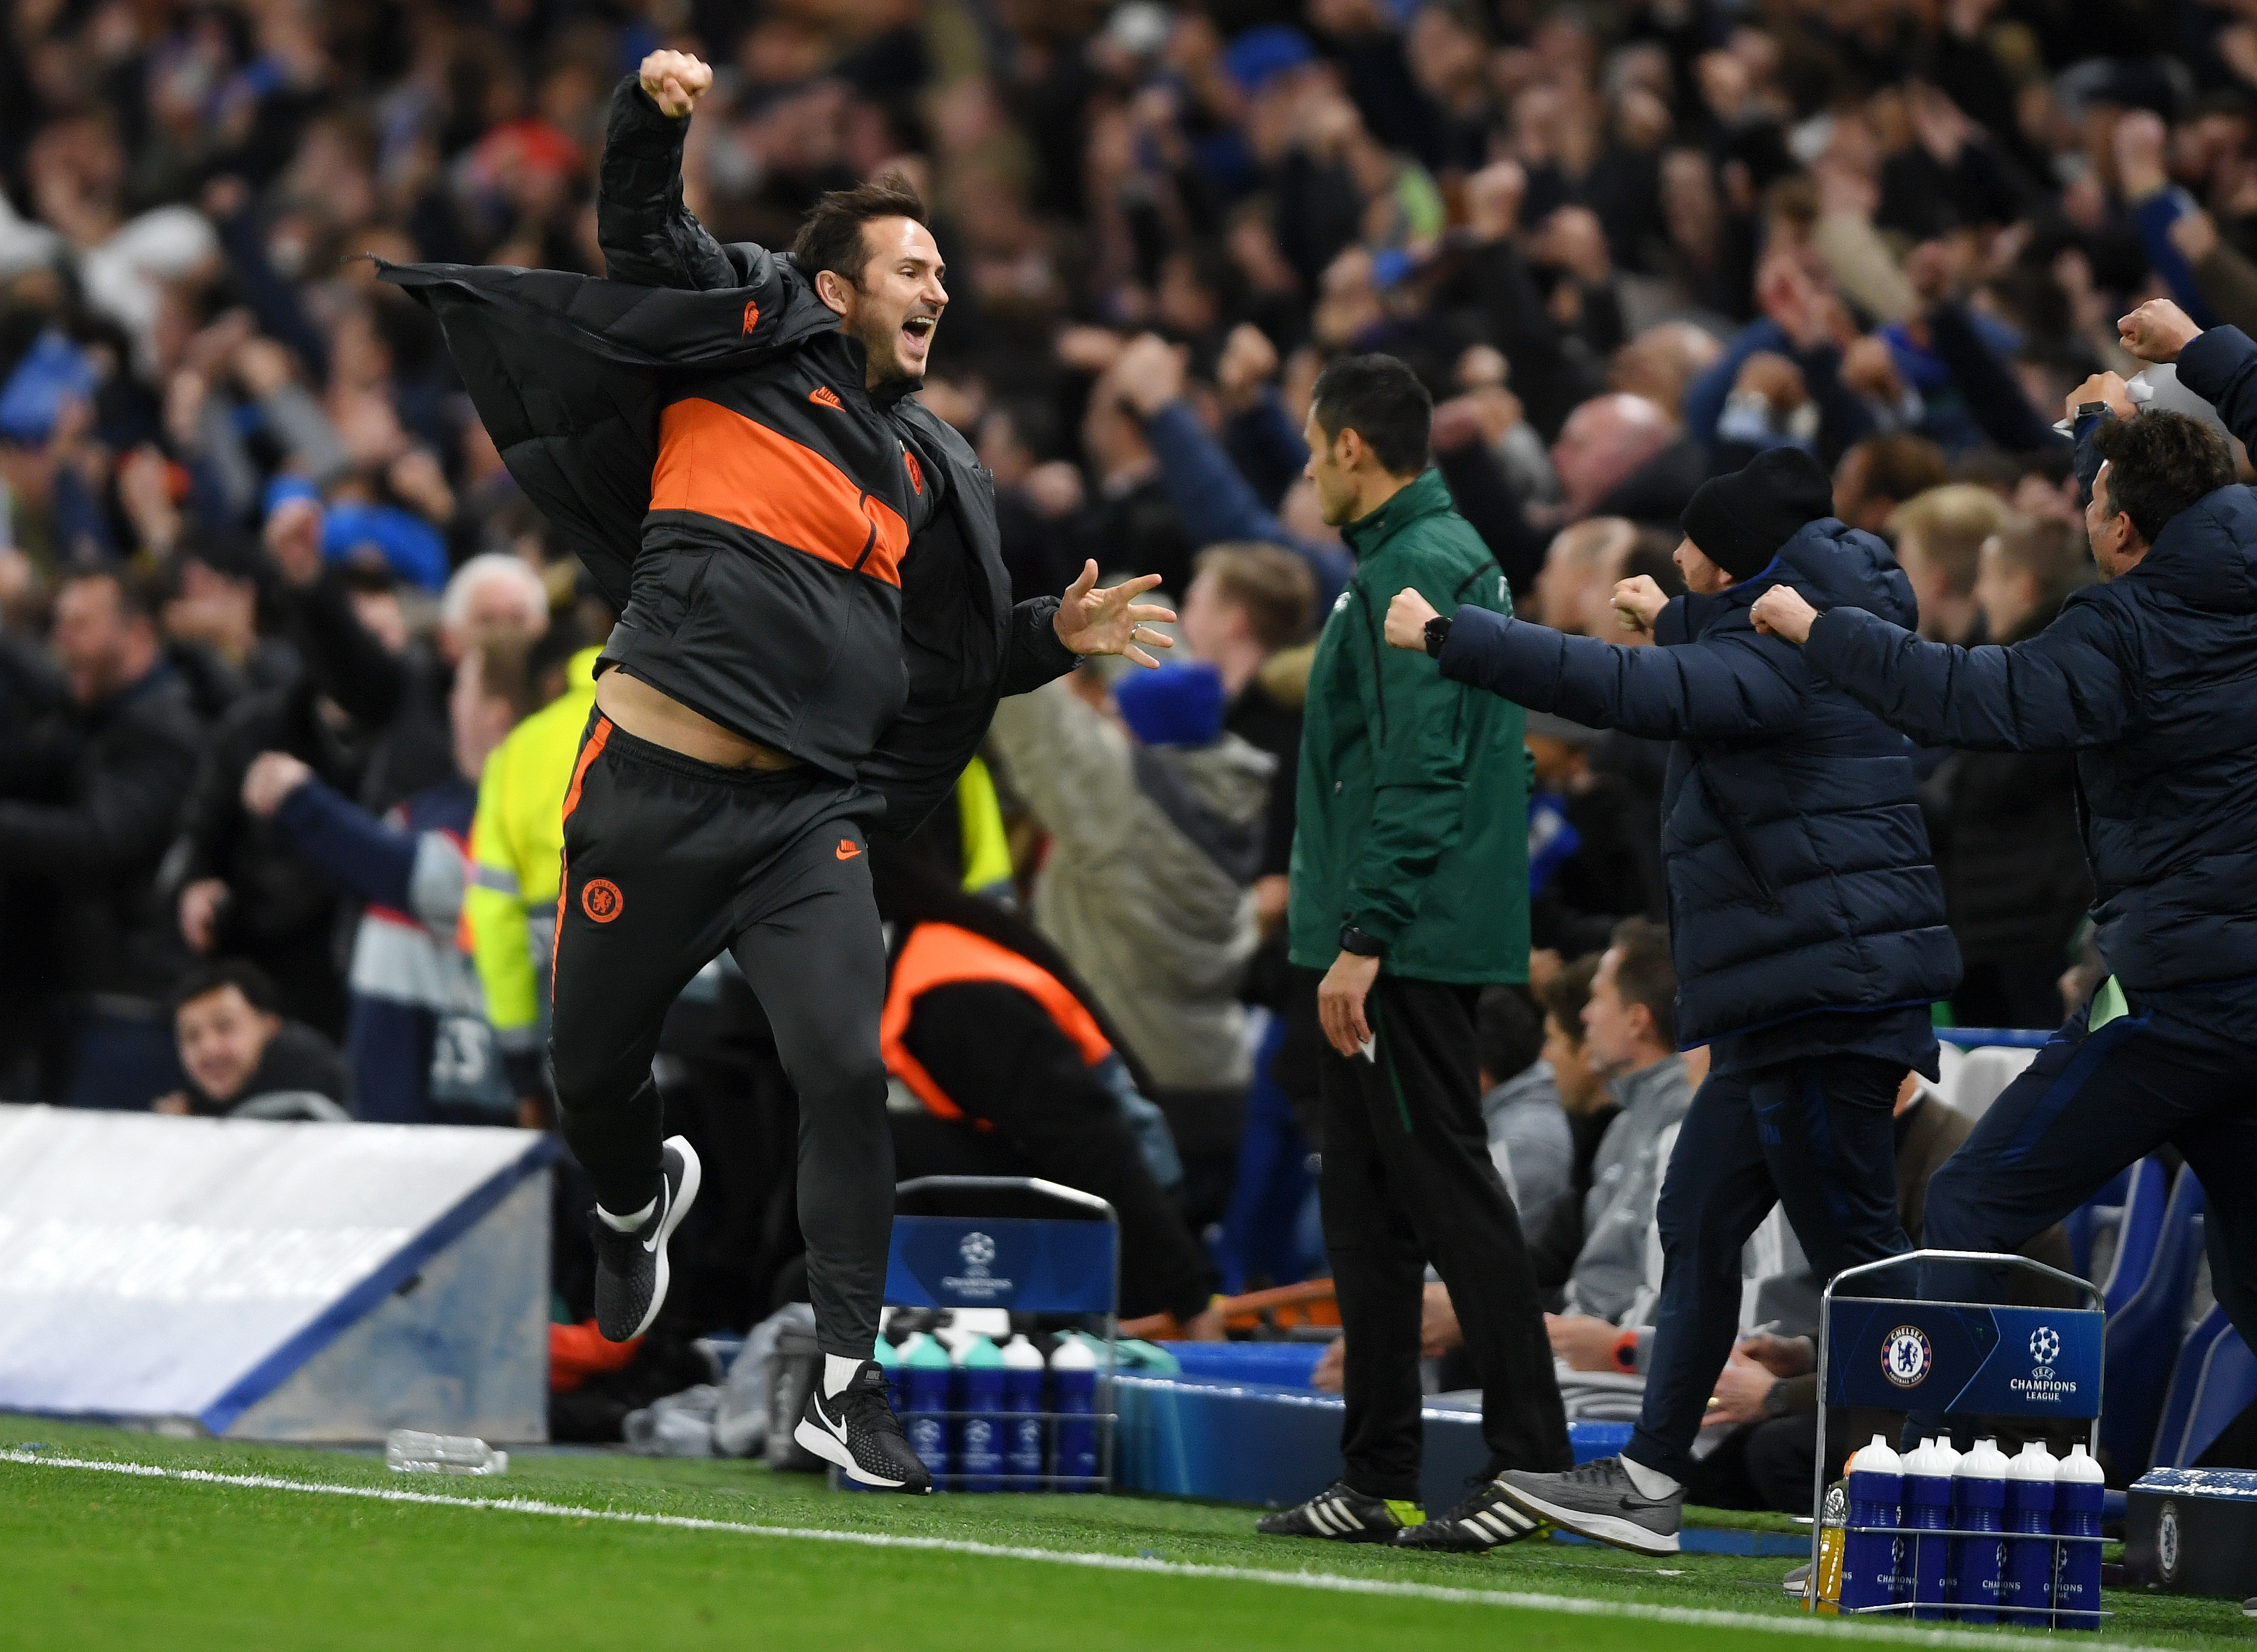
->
xmin=1053 ymin=560 xmax=1176 ymax=668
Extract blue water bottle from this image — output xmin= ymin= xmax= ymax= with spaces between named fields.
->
xmin=1952 ymin=1437 xmax=2010 ymax=1624
xmin=1903 ymin=1436 xmax=1958 ymax=1619
xmin=2004 ymin=1440 xmax=2059 ymax=1628
xmin=900 ymin=1331 xmax=953 ymax=1487
xmin=956 ymin=1334 xmax=1005 ymax=1493
xmin=1048 ymin=1332 xmax=1099 ymax=1491
xmin=1841 ymin=1435 xmax=1903 ymax=1614
xmin=2052 ymin=1442 xmax=2104 ymax=1631
xmin=1001 ymin=1334 xmax=1047 ymax=1491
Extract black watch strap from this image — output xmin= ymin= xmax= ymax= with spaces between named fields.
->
xmin=1338 ymin=924 xmax=1386 ymax=958
xmin=1424 ymin=614 xmax=1453 ymax=658
xmin=2074 ymin=401 xmax=2110 ymax=421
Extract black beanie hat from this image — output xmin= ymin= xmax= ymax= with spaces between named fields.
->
xmin=1679 ymin=446 xmax=1835 ymax=581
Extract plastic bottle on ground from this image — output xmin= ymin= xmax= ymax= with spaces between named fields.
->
xmin=385 ymin=1430 xmax=507 ymax=1475
xmin=1952 ymin=1437 xmax=2011 ymax=1625
xmin=2051 ymin=1442 xmax=2104 ymax=1631
xmin=1841 ymin=1435 xmax=1903 ymax=1614
xmin=2004 ymin=1439 xmax=2060 ymax=1628
xmin=1001 ymin=1333 xmax=1047 ymax=1491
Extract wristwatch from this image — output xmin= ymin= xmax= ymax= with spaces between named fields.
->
xmin=1423 ymin=613 xmax=1453 ymax=658
xmin=1338 ymin=925 xmax=1386 ymax=959
xmin=2074 ymin=400 xmax=2111 ymax=422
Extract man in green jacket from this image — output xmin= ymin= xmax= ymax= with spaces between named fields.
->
xmin=1258 ymin=355 xmax=1572 ymax=1553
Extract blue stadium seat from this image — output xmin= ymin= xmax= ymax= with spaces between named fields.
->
xmin=2063 ymin=1165 xmax=2135 ymax=1283
xmin=2150 ymin=1304 xmax=2257 ymax=1470
xmin=2099 ymin=1165 xmax=2209 ymax=1476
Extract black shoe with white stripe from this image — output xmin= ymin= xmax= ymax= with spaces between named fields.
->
xmin=1255 ymin=1480 xmax=1418 ymax=1542
xmin=795 ymin=1361 xmax=932 ymax=1493
xmin=1395 ymin=1476 xmax=1546 ymax=1552
xmin=590 ymin=1135 xmax=701 ymax=1342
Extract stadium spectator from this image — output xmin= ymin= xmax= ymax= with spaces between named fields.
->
xmin=154 ymin=957 xmax=350 ymax=1119
xmin=1889 ymin=484 xmax=2008 ymax=645
xmin=1474 ymin=985 xmax=1574 ymax=1249
xmin=988 ymin=658 xmax=1272 ymax=1221
xmin=1929 ymin=516 xmax=2095 ymax=1028
xmin=2 ymin=566 xmax=201 ymax=1109
xmin=246 ymin=634 xmax=539 ymax=1123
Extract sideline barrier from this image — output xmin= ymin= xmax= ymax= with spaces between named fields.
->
xmin=0 ymin=1104 xmax=553 ymax=1442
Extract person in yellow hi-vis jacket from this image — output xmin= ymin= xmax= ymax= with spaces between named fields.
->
xmin=464 ymin=641 xmax=603 ymax=1123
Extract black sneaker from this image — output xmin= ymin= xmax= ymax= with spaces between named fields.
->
xmin=1494 ymin=1456 xmax=1683 ymax=1556
xmin=590 ymin=1135 xmax=701 ymax=1343
xmin=1255 ymin=1480 xmax=1420 ymax=1542
xmin=795 ymin=1361 xmax=933 ymax=1493
xmin=1396 ymin=1475 xmax=1547 ymax=1552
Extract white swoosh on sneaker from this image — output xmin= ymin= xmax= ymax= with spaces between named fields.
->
xmin=642 ymin=1183 xmax=671 ymax=1255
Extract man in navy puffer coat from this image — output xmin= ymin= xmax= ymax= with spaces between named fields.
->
xmin=1382 ymin=444 xmax=1961 ymax=1553
xmin=1752 ymin=297 xmax=2257 ymax=1413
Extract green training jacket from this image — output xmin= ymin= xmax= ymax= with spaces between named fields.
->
xmin=1287 ymin=467 xmax=1529 ymax=985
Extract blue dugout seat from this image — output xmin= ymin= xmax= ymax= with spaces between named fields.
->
xmin=2099 ymin=1165 xmax=2208 ymax=1475
xmin=2151 ymin=1304 xmax=2257 ymax=1470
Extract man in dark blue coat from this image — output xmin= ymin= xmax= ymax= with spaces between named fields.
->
xmin=1750 ymin=297 xmax=2257 ymax=1416
xmin=1382 ymin=445 xmax=1961 ymax=1553
xmin=1372 ymin=444 xmax=1959 ymax=1552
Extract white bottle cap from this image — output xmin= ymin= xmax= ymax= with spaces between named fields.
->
xmin=2006 ymin=1439 xmax=2060 ymax=1481
xmin=1848 ymin=1433 xmax=1902 ymax=1474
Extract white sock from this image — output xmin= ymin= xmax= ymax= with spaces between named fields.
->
xmin=596 ymin=1197 xmax=655 ymax=1234
xmin=1620 ymin=1454 xmax=1682 ymax=1500
xmin=824 ymin=1353 xmax=863 ymax=1398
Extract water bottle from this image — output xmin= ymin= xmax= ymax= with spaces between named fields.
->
xmin=2052 ymin=1442 xmax=2104 ymax=1632
xmin=1048 ymin=1332 xmax=1099 ymax=1491
xmin=956 ymin=1334 xmax=1005 ymax=1493
xmin=900 ymin=1331 xmax=953 ymax=1487
xmin=1951 ymin=1437 xmax=2010 ymax=1625
xmin=2004 ymin=1439 xmax=2059 ymax=1628
xmin=385 ymin=1430 xmax=507 ymax=1475
xmin=1841 ymin=1435 xmax=1903 ymax=1614
xmin=1001 ymin=1333 xmax=1047 ymax=1491
xmin=1903 ymin=1436 xmax=1958 ymax=1620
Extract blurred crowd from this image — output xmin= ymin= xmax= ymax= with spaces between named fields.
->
xmin=0 ymin=0 xmax=2200 ymax=1356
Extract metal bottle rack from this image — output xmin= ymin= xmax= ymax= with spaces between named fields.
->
xmin=1811 ymin=1248 xmax=2109 ymax=1627
xmin=856 ymin=1175 xmax=1121 ymax=1494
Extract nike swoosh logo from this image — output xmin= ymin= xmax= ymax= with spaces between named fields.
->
xmin=815 ymin=1399 xmax=850 ymax=1443
xmin=641 ymin=1184 xmax=670 ymax=1254
xmin=835 ymin=840 xmax=862 ymax=860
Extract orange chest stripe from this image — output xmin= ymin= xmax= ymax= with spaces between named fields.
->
xmin=651 ymin=398 xmax=908 ymax=586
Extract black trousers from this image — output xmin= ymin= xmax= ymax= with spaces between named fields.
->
xmin=548 ymin=713 xmax=891 ymax=1359
xmin=1921 ymin=981 xmax=2257 ymax=1412
xmin=1627 ymin=1054 xmax=1909 ymax=1485
xmin=1319 ymin=974 xmax=1571 ymax=1501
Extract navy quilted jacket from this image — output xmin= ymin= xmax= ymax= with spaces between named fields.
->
xmin=1435 ymin=520 xmax=1962 ymax=1043
xmin=1805 ymin=323 xmax=2257 ymax=995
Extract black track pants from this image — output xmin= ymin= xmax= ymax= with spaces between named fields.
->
xmin=548 ymin=713 xmax=891 ymax=1359
xmin=1318 ymin=975 xmax=1572 ymax=1501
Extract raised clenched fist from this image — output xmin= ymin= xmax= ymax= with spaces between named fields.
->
xmin=639 ymin=50 xmax=712 ymax=118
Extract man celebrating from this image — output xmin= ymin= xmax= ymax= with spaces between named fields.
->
xmin=385 ymin=53 xmax=1170 ymax=1494
xmin=1749 ymin=296 xmax=2257 ymax=1383
xmin=1385 ymin=444 xmax=1959 ymax=1553
xmin=1258 ymin=354 xmax=1571 ymax=1553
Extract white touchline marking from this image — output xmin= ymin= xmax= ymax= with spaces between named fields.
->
xmin=0 ymin=1451 xmax=2161 ymax=1651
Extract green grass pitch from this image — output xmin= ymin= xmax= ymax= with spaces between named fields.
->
xmin=3 ymin=1420 xmax=2248 ymax=1652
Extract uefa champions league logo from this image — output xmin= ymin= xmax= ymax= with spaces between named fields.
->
xmin=2010 ymin=1321 xmax=2080 ymax=1401
xmin=2030 ymin=1326 xmax=2060 ymax=1371
xmin=942 ymin=1229 xmax=1013 ymax=1302
xmin=1882 ymin=1324 xmax=1933 ymax=1387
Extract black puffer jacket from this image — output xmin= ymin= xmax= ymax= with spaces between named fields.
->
xmin=379 ymin=78 xmax=1076 ymax=837
xmin=1808 ymin=322 xmax=2257 ymax=994
xmin=1437 ymin=519 xmax=1962 ymax=1043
